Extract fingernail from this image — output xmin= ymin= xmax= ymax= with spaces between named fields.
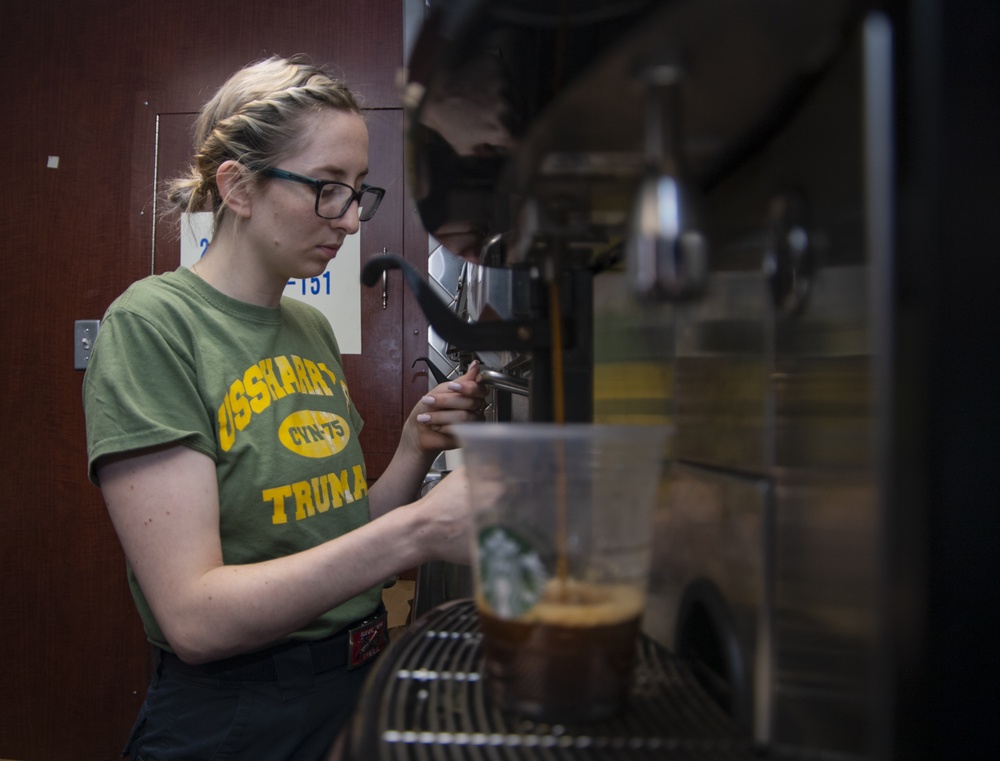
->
xmin=448 ymin=382 xmax=462 ymax=391
xmin=417 ymin=414 xmax=431 ymax=423
xmin=422 ymin=396 xmax=436 ymax=405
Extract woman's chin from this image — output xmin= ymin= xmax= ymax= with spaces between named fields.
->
xmin=286 ymin=262 xmax=332 ymax=283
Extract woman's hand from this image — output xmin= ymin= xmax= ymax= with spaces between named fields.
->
xmin=369 ymin=361 xmax=487 ymax=522
xmin=407 ymin=360 xmax=488 ymax=453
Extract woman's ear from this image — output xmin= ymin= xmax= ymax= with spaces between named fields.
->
xmin=216 ymin=160 xmax=253 ymax=219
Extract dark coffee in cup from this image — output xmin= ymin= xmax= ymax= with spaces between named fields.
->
xmin=477 ymin=579 xmax=644 ymax=723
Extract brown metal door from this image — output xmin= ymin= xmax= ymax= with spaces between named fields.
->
xmin=0 ymin=1 xmax=421 ymax=758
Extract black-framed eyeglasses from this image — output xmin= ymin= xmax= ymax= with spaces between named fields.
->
xmin=261 ymin=167 xmax=385 ymax=222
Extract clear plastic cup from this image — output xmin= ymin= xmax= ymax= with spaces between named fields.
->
xmin=452 ymin=423 xmax=670 ymax=723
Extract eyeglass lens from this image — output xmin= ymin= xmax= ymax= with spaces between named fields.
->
xmin=317 ymin=183 xmax=381 ymax=221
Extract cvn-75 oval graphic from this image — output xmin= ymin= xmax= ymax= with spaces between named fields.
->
xmin=278 ymin=410 xmax=350 ymax=458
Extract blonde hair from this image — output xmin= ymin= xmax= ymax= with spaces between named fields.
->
xmin=165 ymin=55 xmax=362 ymax=226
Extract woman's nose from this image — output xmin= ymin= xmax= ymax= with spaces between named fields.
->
xmin=332 ymin=200 xmax=361 ymax=234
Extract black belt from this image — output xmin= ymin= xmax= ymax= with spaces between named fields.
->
xmin=158 ymin=603 xmax=388 ymax=681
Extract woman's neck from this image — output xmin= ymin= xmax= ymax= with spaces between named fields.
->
xmin=189 ymin=236 xmax=285 ymax=308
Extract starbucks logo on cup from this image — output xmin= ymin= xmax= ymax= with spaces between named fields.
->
xmin=478 ymin=526 xmax=548 ymax=618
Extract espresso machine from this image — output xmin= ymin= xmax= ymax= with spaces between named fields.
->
xmin=353 ymin=1 xmax=996 ymax=758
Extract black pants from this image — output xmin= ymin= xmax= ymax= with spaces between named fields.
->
xmin=124 ymin=642 xmax=375 ymax=761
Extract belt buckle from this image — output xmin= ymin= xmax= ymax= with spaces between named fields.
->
xmin=347 ymin=609 xmax=388 ymax=670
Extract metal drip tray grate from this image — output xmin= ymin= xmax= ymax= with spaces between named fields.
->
xmin=348 ymin=599 xmax=754 ymax=760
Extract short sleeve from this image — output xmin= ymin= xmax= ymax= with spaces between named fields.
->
xmin=83 ymin=304 xmax=216 ymax=485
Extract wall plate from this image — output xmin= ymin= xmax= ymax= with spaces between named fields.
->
xmin=74 ymin=320 xmax=100 ymax=370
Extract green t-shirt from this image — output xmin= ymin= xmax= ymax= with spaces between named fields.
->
xmin=83 ymin=267 xmax=382 ymax=650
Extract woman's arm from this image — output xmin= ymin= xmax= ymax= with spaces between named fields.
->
xmin=367 ymin=361 xmax=486 ymax=519
xmin=98 ymin=444 xmax=472 ymax=665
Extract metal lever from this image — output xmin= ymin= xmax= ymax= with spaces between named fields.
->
xmin=361 ymin=254 xmax=551 ymax=352
xmin=412 ymin=356 xmax=450 ymax=384
xmin=381 ymin=247 xmax=388 ymax=309
xmin=763 ymin=193 xmax=813 ymax=316
xmin=479 ymin=368 xmax=529 ymax=396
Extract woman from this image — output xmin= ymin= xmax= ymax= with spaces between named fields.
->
xmin=83 ymin=55 xmax=486 ymax=760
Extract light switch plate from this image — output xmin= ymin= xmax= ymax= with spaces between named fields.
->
xmin=74 ymin=320 xmax=100 ymax=370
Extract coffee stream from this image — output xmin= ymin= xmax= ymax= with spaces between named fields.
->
xmin=548 ymin=278 xmax=570 ymax=593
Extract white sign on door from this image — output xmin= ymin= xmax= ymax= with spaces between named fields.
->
xmin=179 ymin=212 xmax=362 ymax=354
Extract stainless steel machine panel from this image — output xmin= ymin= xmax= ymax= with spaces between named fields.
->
xmin=648 ymin=463 xmax=771 ymax=737
xmin=587 ymin=10 xmax=885 ymax=757
xmin=664 ymin=22 xmax=880 ymax=757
